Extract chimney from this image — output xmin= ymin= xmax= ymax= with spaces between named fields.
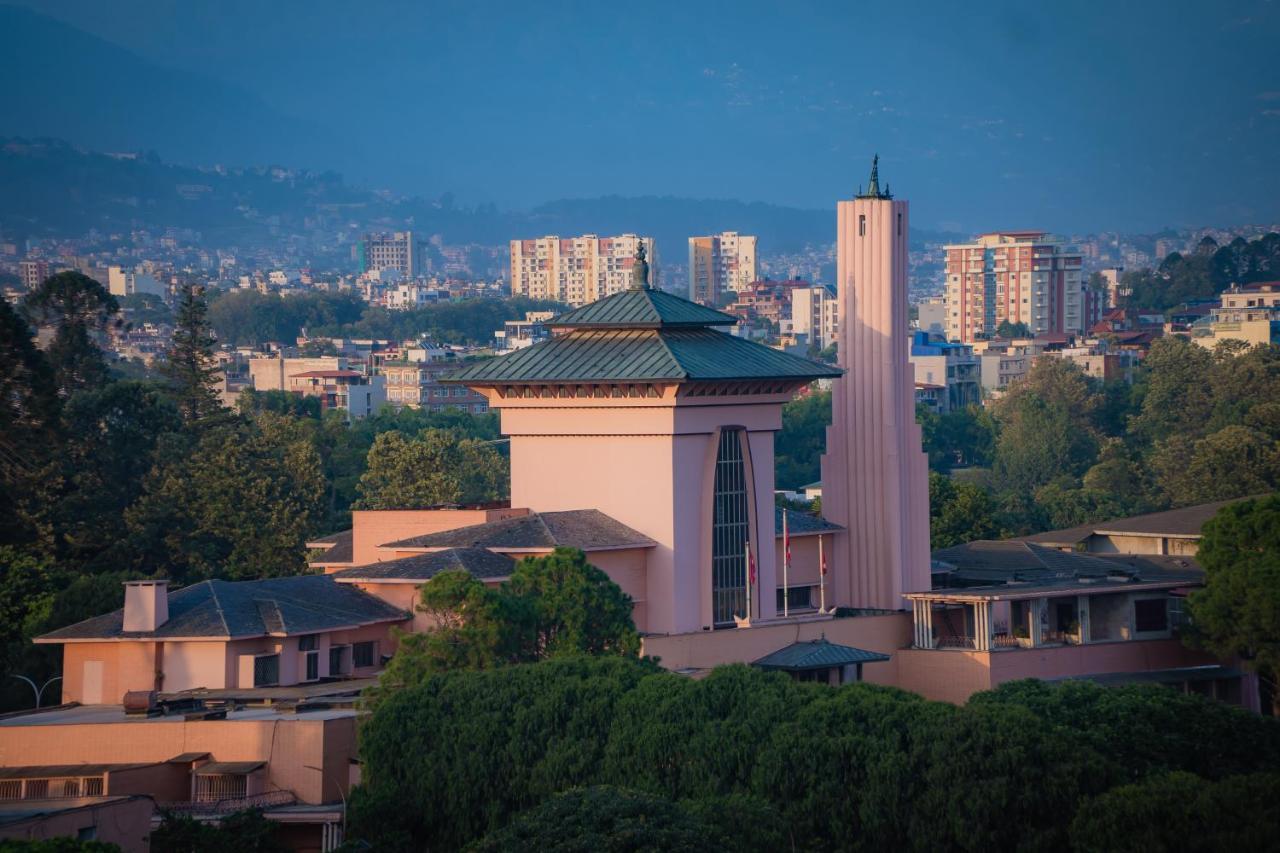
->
xmin=123 ymin=580 xmax=169 ymax=632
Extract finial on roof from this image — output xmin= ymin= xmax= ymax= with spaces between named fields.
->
xmin=630 ymin=241 xmax=650 ymax=290
xmin=856 ymin=154 xmax=894 ymax=200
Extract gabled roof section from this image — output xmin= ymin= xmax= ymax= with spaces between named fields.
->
xmin=547 ymin=286 xmax=737 ymax=329
xmin=753 ymin=638 xmax=890 ymax=671
xmin=775 ymin=507 xmax=842 ymax=537
xmin=383 ymin=509 xmax=656 ymax=551
xmin=333 ymin=548 xmax=516 ymax=582
xmin=307 ymin=530 xmax=353 ymax=566
xmin=36 ymin=575 xmax=409 ymax=643
xmin=1018 ymin=496 xmax=1259 ymax=546
xmin=443 ymin=327 xmax=840 ymax=385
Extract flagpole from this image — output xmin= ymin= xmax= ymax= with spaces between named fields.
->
xmin=782 ymin=509 xmax=790 ymax=618
xmin=819 ymin=534 xmax=828 ymax=614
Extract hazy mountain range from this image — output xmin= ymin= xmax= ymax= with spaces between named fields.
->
xmin=0 ymin=5 xmax=963 ymax=255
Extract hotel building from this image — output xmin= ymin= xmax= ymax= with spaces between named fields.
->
xmin=688 ymin=231 xmax=758 ymax=304
xmin=509 ymin=234 xmax=655 ymax=307
xmin=944 ymin=231 xmax=1085 ymax=342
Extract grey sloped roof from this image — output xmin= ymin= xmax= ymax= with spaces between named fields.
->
xmin=333 ymin=548 xmax=516 ymax=582
xmin=547 ymin=286 xmax=737 ymax=329
xmin=36 ymin=575 xmax=409 ymax=642
xmin=918 ymin=540 xmax=1203 ymax=598
xmin=442 ymin=327 xmax=841 ymax=385
xmin=383 ymin=510 xmax=656 ymax=551
xmin=1017 ymin=496 xmax=1260 ymax=545
xmin=776 ymin=507 xmax=842 ymax=536
xmin=753 ymin=638 xmax=890 ymax=671
xmin=308 ymin=530 xmax=353 ymax=565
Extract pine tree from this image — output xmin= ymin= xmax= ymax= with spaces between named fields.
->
xmin=161 ymin=284 xmax=225 ymax=426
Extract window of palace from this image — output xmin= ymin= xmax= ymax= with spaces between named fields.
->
xmin=712 ymin=428 xmax=750 ymax=627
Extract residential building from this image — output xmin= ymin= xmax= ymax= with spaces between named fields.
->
xmin=18 ymin=259 xmax=49 ymax=289
xmin=509 ymin=234 xmax=655 ymax=307
xmin=107 ymin=266 xmax=165 ymax=297
xmin=1191 ymin=282 xmax=1280 ymax=348
xmin=384 ymin=281 xmax=444 ymax=310
xmin=286 ymin=370 xmax=386 ymax=418
xmin=914 ymin=296 xmax=947 ymax=333
xmin=726 ymin=279 xmax=803 ymax=328
xmin=790 ymin=284 xmax=839 ymax=350
xmin=688 ymin=231 xmax=757 ymax=304
xmin=820 ymin=157 xmax=932 ymax=611
xmin=382 ymin=359 xmax=488 ymax=412
xmin=494 ymin=311 xmax=555 ymax=354
xmin=944 ymin=231 xmax=1085 ymax=343
xmin=908 ymin=331 xmax=981 ymax=412
xmin=358 ymin=231 xmax=422 ymax=279
xmin=1098 ymin=266 xmax=1125 ymax=308
xmin=972 ymin=337 xmax=1049 ymax=394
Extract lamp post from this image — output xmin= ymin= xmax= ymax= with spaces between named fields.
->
xmin=10 ymin=675 xmax=61 ymax=708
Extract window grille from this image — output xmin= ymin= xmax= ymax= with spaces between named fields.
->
xmin=24 ymin=780 xmax=48 ymax=798
xmin=194 ymin=774 xmax=247 ymax=802
xmin=0 ymin=781 xmax=20 ymax=800
xmin=298 ymin=635 xmax=318 ymax=651
xmin=353 ymin=641 xmax=377 ymax=668
xmin=712 ymin=429 xmax=750 ymax=627
xmin=83 ymin=777 xmax=104 ymax=797
xmin=304 ymin=650 xmax=319 ymax=681
xmin=253 ymin=654 xmax=280 ymax=687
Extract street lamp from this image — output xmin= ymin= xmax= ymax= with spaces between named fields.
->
xmin=10 ymin=675 xmax=61 ymax=708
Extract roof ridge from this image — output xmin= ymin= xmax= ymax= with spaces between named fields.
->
xmin=201 ymin=579 xmax=232 ymax=637
xmin=651 ymin=329 xmax=688 ymax=379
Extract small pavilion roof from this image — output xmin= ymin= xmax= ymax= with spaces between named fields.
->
xmin=547 ymin=287 xmax=737 ymax=329
xmin=753 ymin=638 xmax=889 ymax=671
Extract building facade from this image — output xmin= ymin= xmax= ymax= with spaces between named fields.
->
xmin=382 ymin=360 xmax=489 ymax=412
xmin=19 ymin=259 xmax=49 ymax=290
xmin=359 ymin=231 xmax=422 ymax=279
xmin=820 ymin=158 xmax=932 ymax=610
xmin=908 ymin=331 xmax=981 ymax=412
xmin=1192 ymin=281 xmax=1280 ymax=348
xmin=107 ymin=266 xmax=165 ymax=297
xmin=944 ymin=232 xmax=1085 ymax=343
xmin=688 ymin=232 xmax=758 ymax=305
xmin=790 ymin=284 xmax=839 ymax=350
xmin=509 ymin=234 xmax=655 ymax=307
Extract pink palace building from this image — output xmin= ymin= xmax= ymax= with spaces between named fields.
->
xmin=0 ymin=159 xmax=1258 ymax=852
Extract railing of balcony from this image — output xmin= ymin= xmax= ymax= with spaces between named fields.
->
xmin=160 ymin=790 xmax=297 ymax=815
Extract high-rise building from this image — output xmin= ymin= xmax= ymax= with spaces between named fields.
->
xmin=509 ymin=234 xmax=655 ymax=307
xmin=18 ymin=259 xmax=49 ymax=290
xmin=688 ymin=232 xmax=758 ymax=305
xmin=943 ymin=232 xmax=1085 ymax=343
xmin=789 ymin=284 xmax=839 ymax=349
xmin=821 ymin=156 xmax=931 ymax=610
xmin=360 ymin=231 xmax=423 ymax=279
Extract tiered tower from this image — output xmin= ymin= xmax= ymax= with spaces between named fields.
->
xmin=821 ymin=156 xmax=932 ymax=610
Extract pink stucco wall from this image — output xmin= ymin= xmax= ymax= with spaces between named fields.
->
xmin=350 ymin=508 xmax=527 ymax=566
xmin=0 ymin=796 xmax=155 ymax=853
xmin=821 ymin=194 xmax=931 ymax=611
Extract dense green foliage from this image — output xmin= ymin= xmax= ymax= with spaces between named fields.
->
xmin=1122 ymin=233 xmax=1280 ymax=312
xmin=1185 ymin=495 xmax=1280 ymax=714
xmin=365 ymin=549 xmax=640 ymax=710
xmin=207 ymin=289 xmax=560 ymax=347
xmin=774 ymin=391 xmax=830 ymax=489
xmin=0 ymin=840 xmax=120 ymax=852
xmin=351 ymin=659 xmax=1280 ymax=852
xmin=354 ymin=429 xmax=508 ymax=508
xmin=149 ymin=809 xmax=288 ymax=853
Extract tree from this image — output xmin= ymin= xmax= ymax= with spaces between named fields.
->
xmin=774 ymin=391 xmax=830 ymax=489
xmin=468 ymin=786 xmax=722 ymax=853
xmin=1185 ymin=495 xmax=1280 ymax=715
xmin=354 ymin=429 xmax=508 ymax=509
xmin=150 ymin=808 xmax=288 ymax=853
xmin=0 ymin=839 xmax=120 ymax=852
xmin=995 ymin=319 xmax=1030 ymax=338
xmin=20 ymin=271 xmax=119 ymax=397
xmin=1152 ymin=426 xmax=1280 ymax=507
xmin=0 ymin=301 xmax=56 ymax=546
xmin=506 ymin=548 xmax=641 ymax=658
xmin=1069 ymin=772 xmax=1280 ymax=853
xmin=1130 ymin=337 xmax=1216 ymax=446
xmin=159 ymin=284 xmax=225 ymax=426
xmin=929 ymin=472 xmax=1003 ymax=548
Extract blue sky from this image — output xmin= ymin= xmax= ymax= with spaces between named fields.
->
xmin=11 ymin=0 xmax=1280 ymax=232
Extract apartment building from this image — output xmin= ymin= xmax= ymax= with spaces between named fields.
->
xmin=688 ymin=231 xmax=758 ymax=305
xmin=382 ymin=360 xmax=488 ymax=412
xmin=359 ymin=231 xmax=423 ymax=279
xmin=494 ymin=311 xmax=555 ymax=354
xmin=908 ymin=331 xmax=981 ymax=413
xmin=790 ymin=284 xmax=839 ymax=350
xmin=18 ymin=259 xmax=49 ymax=289
xmin=1192 ymin=281 xmax=1280 ymax=348
xmin=107 ymin=266 xmax=165 ymax=297
xmin=509 ymin=234 xmax=655 ymax=307
xmin=944 ymin=232 xmax=1084 ymax=343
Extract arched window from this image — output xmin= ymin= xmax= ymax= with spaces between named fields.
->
xmin=712 ymin=429 xmax=750 ymax=627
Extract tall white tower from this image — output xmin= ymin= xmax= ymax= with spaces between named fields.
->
xmin=820 ymin=156 xmax=932 ymax=610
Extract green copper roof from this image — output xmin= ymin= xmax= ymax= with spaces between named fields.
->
xmin=753 ymin=639 xmax=890 ymax=672
xmin=444 ymin=327 xmax=841 ymax=385
xmin=547 ymin=287 xmax=737 ymax=329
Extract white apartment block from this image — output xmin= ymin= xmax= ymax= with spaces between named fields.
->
xmin=509 ymin=234 xmax=655 ymax=307
xmin=688 ymin=232 xmax=758 ymax=304
xmin=944 ymin=232 xmax=1084 ymax=343
xmin=790 ymin=284 xmax=839 ymax=349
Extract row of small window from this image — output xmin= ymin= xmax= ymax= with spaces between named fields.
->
xmin=0 ymin=777 xmax=104 ymax=799
xmin=252 ymin=639 xmax=379 ymax=686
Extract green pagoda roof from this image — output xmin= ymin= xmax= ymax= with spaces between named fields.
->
xmin=753 ymin=638 xmax=890 ymax=672
xmin=547 ymin=286 xmax=737 ymax=329
xmin=444 ymin=327 xmax=841 ymax=385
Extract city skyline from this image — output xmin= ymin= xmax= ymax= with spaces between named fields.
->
xmin=3 ymin=1 xmax=1279 ymax=234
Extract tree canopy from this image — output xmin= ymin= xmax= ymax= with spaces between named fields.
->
xmin=354 ymin=428 xmax=508 ymax=509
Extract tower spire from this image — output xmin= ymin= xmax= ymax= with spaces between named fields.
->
xmin=630 ymin=240 xmax=650 ymax=290
xmin=856 ymin=154 xmax=893 ymax=200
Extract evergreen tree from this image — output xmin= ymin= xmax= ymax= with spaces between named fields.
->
xmin=20 ymin=271 xmax=118 ymax=398
xmin=160 ymin=284 xmax=225 ymax=426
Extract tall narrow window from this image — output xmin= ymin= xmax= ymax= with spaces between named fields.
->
xmin=858 ymin=214 xmax=866 ymax=237
xmin=711 ymin=429 xmax=750 ymax=627
xmin=897 ymin=212 xmax=903 ymax=236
